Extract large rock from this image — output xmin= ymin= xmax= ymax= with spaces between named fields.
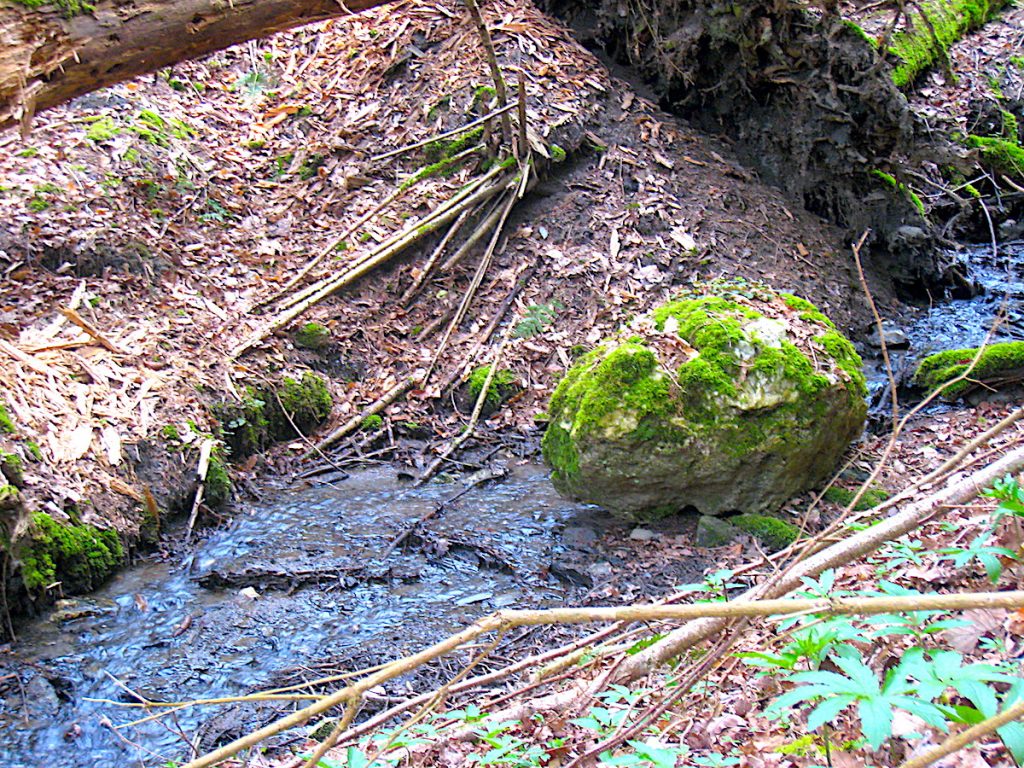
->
xmin=541 ymin=284 xmax=867 ymax=520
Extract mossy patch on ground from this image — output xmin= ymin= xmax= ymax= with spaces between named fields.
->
xmin=215 ymin=372 xmax=333 ymax=458
xmin=361 ymin=413 xmax=384 ymax=431
xmin=822 ymin=485 xmax=891 ymax=510
xmin=913 ymin=341 xmax=1024 ymax=397
xmin=888 ymin=0 xmax=1010 ymax=89
xmin=0 ymin=452 xmax=24 ymax=487
xmin=16 ymin=513 xmax=122 ymax=595
xmin=0 ymin=483 xmax=20 ymax=512
xmin=204 ymin=453 xmax=232 ymax=509
xmin=468 ymin=366 xmax=518 ymax=410
xmin=293 ymin=322 xmax=332 ymax=351
xmin=730 ymin=514 xmax=801 ymax=551
xmin=0 ymin=401 xmax=16 ymax=434
xmin=969 ymin=135 xmax=1024 ymax=179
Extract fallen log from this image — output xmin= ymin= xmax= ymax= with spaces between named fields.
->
xmin=0 ymin=0 xmax=398 ymax=133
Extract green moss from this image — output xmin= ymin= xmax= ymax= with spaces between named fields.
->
xmin=9 ymin=0 xmax=95 ymax=17
xmin=160 ymin=424 xmax=180 ymax=441
xmin=293 ymin=321 xmax=331 ymax=350
xmin=214 ymin=388 xmax=270 ymax=458
xmin=841 ymin=19 xmax=877 ymax=48
xmin=871 ymin=169 xmax=927 ymax=215
xmin=889 ymin=0 xmax=1009 ymax=89
xmin=816 ymin=331 xmax=868 ymax=396
xmin=730 ymin=513 xmax=800 ymax=551
xmin=968 ymin=135 xmax=1024 ymax=178
xmin=204 ymin=454 xmax=232 ymax=509
xmin=822 ymin=485 xmax=891 ymax=510
xmin=361 ymin=414 xmax=384 ymax=431
xmin=468 ymin=366 xmax=517 ymax=409
xmin=471 ymin=86 xmax=497 ymax=109
xmin=85 ymin=116 xmax=120 ymax=143
xmin=25 ymin=441 xmax=42 ymax=461
xmin=543 ymin=289 xmax=867 ymax=501
xmin=0 ymin=484 xmax=19 ymax=512
xmin=0 ymin=452 xmax=24 ymax=487
xmin=17 ymin=513 xmax=122 ymax=595
xmin=424 ymin=126 xmax=485 ymax=163
xmin=780 ymin=293 xmax=835 ymax=328
xmin=913 ymin=341 xmax=1024 ymax=397
xmin=0 ymin=401 xmax=15 ymax=434
xmin=277 ymin=372 xmax=332 ymax=436
xmin=542 ymin=343 xmax=674 ymax=484
xmin=550 ymin=144 xmax=567 ymax=163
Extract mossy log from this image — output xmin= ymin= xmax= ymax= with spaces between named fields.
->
xmin=0 ymin=0 xmax=397 ymax=133
xmin=914 ymin=341 xmax=1024 ymax=398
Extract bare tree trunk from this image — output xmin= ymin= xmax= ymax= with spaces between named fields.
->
xmin=0 ymin=0 xmax=398 ymax=133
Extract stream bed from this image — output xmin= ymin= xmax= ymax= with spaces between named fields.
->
xmin=0 ymin=463 xmax=598 ymax=767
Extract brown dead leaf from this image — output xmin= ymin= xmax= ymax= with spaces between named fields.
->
xmin=942 ymin=608 xmax=1008 ymax=652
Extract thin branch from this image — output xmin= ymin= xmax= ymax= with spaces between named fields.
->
xmin=464 ymin=0 xmax=513 ymax=145
xmin=898 ymin=698 xmax=1024 ymax=768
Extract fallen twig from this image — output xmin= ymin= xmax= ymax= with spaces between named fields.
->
xmin=309 ymin=375 xmax=421 ymax=456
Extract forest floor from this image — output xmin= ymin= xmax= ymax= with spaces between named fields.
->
xmin=0 ymin=0 xmax=1023 ymax=765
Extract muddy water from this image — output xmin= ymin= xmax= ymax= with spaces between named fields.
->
xmin=0 ymin=464 xmax=594 ymax=768
xmin=864 ymin=240 xmax=1024 ymax=411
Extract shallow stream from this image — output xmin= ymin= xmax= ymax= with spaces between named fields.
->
xmin=0 ymin=464 xmax=594 ymax=767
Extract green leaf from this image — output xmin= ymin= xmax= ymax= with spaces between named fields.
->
xmin=806 ymin=694 xmax=857 ymax=731
xmin=859 ymin=696 xmax=894 ymax=749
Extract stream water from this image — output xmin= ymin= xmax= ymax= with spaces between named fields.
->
xmin=0 ymin=464 xmax=595 ymax=768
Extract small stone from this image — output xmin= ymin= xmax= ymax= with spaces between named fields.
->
xmin=238 ymin=586 xmax=260 ymax=600
xmin=867 ymin=321 xmax=909 ymax=349
xmin=629 ymin=528 xmax=657 ymax=541
xmin=561 ymin=525 xmax=598 ymax=548
xmin=695 ymin=516 xmax=740 ymax=548
xmin=895 ymin=225 xmax=928 ymax=245
xmin=587 ymin=561 xmax=614 ymax=582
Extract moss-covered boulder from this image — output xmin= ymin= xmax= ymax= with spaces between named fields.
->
xmin=541 ymin=284 xmax=867 ymax=520
xmin=913 ymin=342 xmax=1024 ymax=399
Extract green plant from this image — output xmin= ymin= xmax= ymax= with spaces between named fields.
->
xmin=937 ymin=530 xmax=1016 ymax=582
xmin=515 ymin=301 xmax=563 ymax=338
xmin=361 ymin=414 xmax=384 ymax=431
xmin=236 ymin=68 xmax=272 ymax=96
xmin=299 ymin=154 xmax=325 ymax=180
xmin=984 ymin=475 xmax=1024 ymax=521
xmin=469 ymin=720 xmax=545 ymax=767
